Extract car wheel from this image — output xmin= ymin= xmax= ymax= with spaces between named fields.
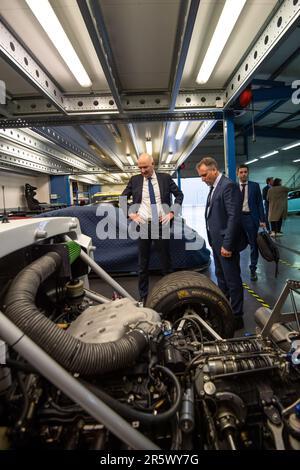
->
xmin=146 ymin=271 xmax=234 ymax=338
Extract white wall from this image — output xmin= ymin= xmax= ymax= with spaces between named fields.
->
xmin=0 ymin=172 xmax=50 ymax=209
xmin=176 ymin=177 xmax=209 ymax=206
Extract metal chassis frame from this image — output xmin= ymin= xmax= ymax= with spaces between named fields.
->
xmin=261 ymin=280 xmax=300 ymax=338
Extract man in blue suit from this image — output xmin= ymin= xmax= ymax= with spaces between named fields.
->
xmin=197 ymin=157 xmax=247 ymax=330
xmin=237 ymin=165 xmax=266 ymax=281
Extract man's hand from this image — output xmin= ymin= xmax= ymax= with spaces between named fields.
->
xmin=160 ymin=212 xmax=174 ymax=224
xmin=129 ymin=213 xmax=144 ymax=224
xmin=221 ymin=246 xmax=232 ymax=258
xmin=260 ymin=222 xmax=266 ymax=228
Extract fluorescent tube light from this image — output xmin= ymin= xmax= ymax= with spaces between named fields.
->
xmin=145 ymin=139 xmax=153 ymax=155
xmin=166 ymin=153 xmax=173 ymax=164
xmin=282 ymin=142 xmax=300 ymax=151
xmin=246 ymin=158 xmax=258 ymax=165
xmin=196 ymin=0 xmax=247 ymax=84
xmin=26 ymin=0 xmax=92 ymax=88
xmin=127 ymin=155 xmax=134 ymax=166
xmin=259 ymin=150 xmax=279 ymax=159
xmin=293 ymin=159 xmax=300 ymax=163
xmin=175 ymin=122 xmax=189 ymax=140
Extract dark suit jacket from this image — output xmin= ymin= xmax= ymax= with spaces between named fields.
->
xmin=122 ymin=172 xmax=184 ymax=215
xmin=206 ymin=175 xmax=247 ymax=252
xmin=245 ymin=180 xmax=265 ymax=227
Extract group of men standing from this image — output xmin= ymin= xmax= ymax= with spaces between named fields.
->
xmin=122 ymin=153 xmax=267 ymax=331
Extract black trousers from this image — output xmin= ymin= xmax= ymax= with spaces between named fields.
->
xmin=270 ymin=219 xmax=282 ymax=233
xmin=212 ymin=246 xmax=244 ymax=317
xmin=138 ymin=223 xmax=172 ymax=299
xmin=241 ymin=214 xmax=259 ymax=272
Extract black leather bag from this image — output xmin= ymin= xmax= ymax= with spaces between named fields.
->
xmin=257 ymin=231 xmax=280 ymax=277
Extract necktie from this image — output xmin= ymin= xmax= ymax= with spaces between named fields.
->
xmin=205 ymin=185 xmax=214 ymax=219
xmin=241 ymin=183 xmax=246 ymax=204
xmin=148 ymin=177 xmax=159 ymax=222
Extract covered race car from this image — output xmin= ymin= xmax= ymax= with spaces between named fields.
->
xmin=39 ymin=205 xmax=210 ymax=273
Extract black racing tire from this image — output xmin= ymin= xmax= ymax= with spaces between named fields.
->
xmin=146 ymin=271 xmax=234 ymax=338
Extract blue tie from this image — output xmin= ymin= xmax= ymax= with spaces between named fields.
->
xmin=148 ymin=177 xmax=159 ymax=222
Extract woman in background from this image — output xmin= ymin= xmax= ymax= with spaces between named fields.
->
xmin=267 ymin=178 xmax=292 ymax=237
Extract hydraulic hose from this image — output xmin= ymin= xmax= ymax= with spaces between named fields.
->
xmin=81 ymin=365 xmax=182 ymax=425
xmin=4 ymin=252 xmax=149 ymax=375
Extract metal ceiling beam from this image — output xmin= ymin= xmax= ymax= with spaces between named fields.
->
xmin=240 ymin=44 xmax=300 ymax=131
xmin=169 ymin=0 xmax=200 ymax=111
xmin=5 ymin=90 xmax=224 ymax=117
xmin=80 ymin=125 xmax=124 ymax=171
xmin=269 ymin=45 xmax=300 ymax=80
xmin=242 ymin=100 xmax=285 ymax=132
xmin=0 ymin=18 xmax=66 ymax=113
xmin=31 ymin=127 xmax=104 ymax=168
xmin=0 ymin=144 xmax=71 ymax=174
xmin=252 ymin=86 xmax=292 ymax=102
xmin=0 ymin=110 xmax=223 ymax=129
xmin=224 ymin=0 xmax=300 ymax=107
xmin=77 ymin=0 xmax=123 ymax=111
xmin=243 ymin=126 xmax=300 ymax=139
xmin=0 ymin=128 xmax=91 ymax=172
xmin=122 ymin=163 xmax=177 ymax=174
xmin=272 ymin=109 xmax=300 ymax=127
xmin=0 ymin=161 xmax=38 ymax=176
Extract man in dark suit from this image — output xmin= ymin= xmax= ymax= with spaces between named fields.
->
xmin=262 ymin=177 xmax=273 ymax=232
xmin=237 ymin=165 xmax=266 ymax=281
xmin=122 ymin=153 xmax=183 ymax=303
xmin=196 ymin=157 xmax=247 ymax=330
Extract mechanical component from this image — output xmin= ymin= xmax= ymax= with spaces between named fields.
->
xmin=0 ymin=218 xmax=300 ymax=450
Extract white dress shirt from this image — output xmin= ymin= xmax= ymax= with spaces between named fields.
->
xmin=138 ymin=172 xmax=164 ymax=221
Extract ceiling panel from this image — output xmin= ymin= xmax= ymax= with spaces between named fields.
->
xmin=99 ymin=0 xmax=182 ymax=90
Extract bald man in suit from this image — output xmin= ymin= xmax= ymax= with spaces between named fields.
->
xmin=122 ymin=153 xmax=183 ymax=304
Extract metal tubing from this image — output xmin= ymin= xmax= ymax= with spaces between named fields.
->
xmin=65 ymin=235 xmax=135 ymax=301
xmin=0 ymin=312 xmax=159 ymax=450
xmin=84 ymin=288 xmax=110 ymax=304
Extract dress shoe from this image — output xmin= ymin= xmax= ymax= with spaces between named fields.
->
xmin=234 ymin=316 xmax=244 ymax=331
xmin=250 ymin=270 xmax=258 ymax=281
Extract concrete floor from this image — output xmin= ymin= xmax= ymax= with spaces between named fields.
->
xmin=89 ymin=211 xmax=300 ymax=337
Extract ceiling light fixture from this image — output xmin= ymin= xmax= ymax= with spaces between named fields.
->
xmin=175 ymin=121 xmax=189 ymax=140
xmin=245 ymin=158 xmax=258 ymax=165
xmin=26 ymin=0 xmax=92 ymax=88
xmin=282 ymin=142 xmax=300 ymax=151
xmin=127 ymin=155 xmax=134 ymax=166
xmin=259 ymin=150 xmax=279 ymax=159
xmin=293 ymin=158 xmax=300 ymax=163
xmin=145 ymin=139 xmax=153 ymax=155
xmin=196 ymin=0 xmax=247 ymax=84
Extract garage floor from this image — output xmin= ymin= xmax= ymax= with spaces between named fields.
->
xmin=89 ymin=213 xmax=300 ymax=337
